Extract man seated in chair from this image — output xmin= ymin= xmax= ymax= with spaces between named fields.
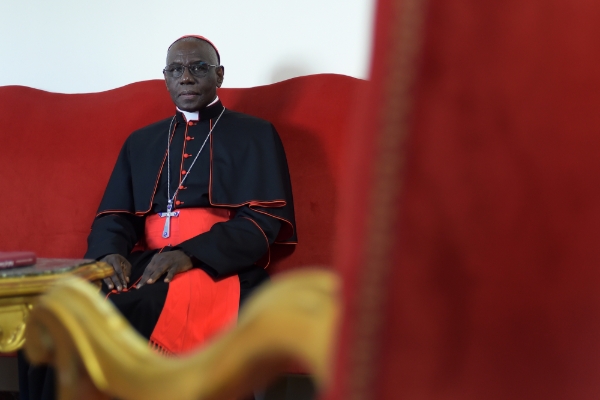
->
xmin=19 ymin=35 xmax=296 ymax=400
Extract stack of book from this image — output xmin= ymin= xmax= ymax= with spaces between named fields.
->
xmin=0 ymin=251 xmax=37 ymax=269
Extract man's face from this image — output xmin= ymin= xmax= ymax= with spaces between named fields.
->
xmin=164 ymin=40 xmax=224 ymax=112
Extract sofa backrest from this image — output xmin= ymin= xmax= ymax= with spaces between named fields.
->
xmin=0 ymin=74 xmax=364 ymax=274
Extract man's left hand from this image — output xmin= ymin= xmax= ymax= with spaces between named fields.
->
xmin=136 ymin=250 xmax=193 ymax=288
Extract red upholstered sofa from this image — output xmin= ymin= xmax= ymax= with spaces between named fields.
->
xmin=0 ymin=74 xmax=364 ymax=391
xmin=0 ymin=74 xmax=364 ymax=273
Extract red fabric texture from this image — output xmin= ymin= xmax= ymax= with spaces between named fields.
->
xmin=144 ymin=208 xmax=239 ymax=354
xmin=328 ymin=0 xmax=600 ymax=399
xmin=0 ymin=74 xmax=365 ymax=275
xmin=150 ymin=268 xmax=239 ymax=354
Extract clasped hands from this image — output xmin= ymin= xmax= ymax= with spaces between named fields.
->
xmin=101 ymin=250 xmax=193 ymax=292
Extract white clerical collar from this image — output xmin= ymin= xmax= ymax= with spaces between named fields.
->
xmin=177 ymin=96 xmax=219 ymax=122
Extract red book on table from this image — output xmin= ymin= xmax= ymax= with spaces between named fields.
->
xmin=0 ymin=251 xmax=37 ymax=269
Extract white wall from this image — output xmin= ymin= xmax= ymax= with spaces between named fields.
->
xmin=0 ymin=0 xmax=374 ymax=94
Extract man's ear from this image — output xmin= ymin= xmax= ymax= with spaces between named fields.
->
xmin=216 ymin=66 xmax=225 ymax=88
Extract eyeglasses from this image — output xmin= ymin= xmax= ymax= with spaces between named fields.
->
xmin=163 ymin=62 xmax=219 ymax=78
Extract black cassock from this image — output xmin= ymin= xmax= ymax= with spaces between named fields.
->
xmin=18 ymin=101 xmax=296 ymax=400
xmin=85 ymin=100 xmax=297 ymax=338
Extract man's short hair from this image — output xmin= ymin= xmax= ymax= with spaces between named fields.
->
xmin=168 ymin=35 xmax=221 ymax=64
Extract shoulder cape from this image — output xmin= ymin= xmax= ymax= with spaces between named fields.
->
xmin=95 ymin=106 xmax=297 ymax=244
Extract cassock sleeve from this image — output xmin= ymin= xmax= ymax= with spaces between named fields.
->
xmin=175 ymin=205 xmax=281 ymax=278
xmin=84 ymin=213 xmax=145 ymax=260
xmin=84 ymin=135 xmax=147 ymax=261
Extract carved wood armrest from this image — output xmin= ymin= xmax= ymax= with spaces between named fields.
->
xmin=0 ymin=260 xmax=112 ymax=353
xmin=24 ymin=268 xmax=340 ymax=400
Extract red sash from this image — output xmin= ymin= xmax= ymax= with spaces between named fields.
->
xmin=145 ymin=208 xmax=240 ymax=355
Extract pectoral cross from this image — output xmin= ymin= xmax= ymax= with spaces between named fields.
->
xmin=159 ymin=200 xmax=179 ymax=238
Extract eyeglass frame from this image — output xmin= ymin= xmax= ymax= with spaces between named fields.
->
xmin=162 ymin=62 xmax=221 ymax=79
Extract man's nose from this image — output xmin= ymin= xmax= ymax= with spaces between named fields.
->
xmin=180 ymin=67 xmax=195 ymax=83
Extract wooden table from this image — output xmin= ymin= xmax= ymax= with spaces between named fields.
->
xmin=0 ymin=259 xmax=112 ymax=353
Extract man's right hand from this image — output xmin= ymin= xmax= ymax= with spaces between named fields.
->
xmin=101 ymin=254 xmax=132 ymax=292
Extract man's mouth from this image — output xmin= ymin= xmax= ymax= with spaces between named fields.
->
xmin=179 ymin=91 xmax=200 ymax=98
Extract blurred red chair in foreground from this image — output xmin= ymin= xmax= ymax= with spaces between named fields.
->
xmin=328 ymin=0 xmax=600 ymax=399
